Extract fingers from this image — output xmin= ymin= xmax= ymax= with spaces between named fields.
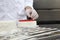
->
xmin=32 ymin=13 xmax=39 ymax=20
xmin=30 ymin=9 xmax=39 ymax=20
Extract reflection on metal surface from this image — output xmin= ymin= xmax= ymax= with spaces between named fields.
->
xmin=0 ymin=26 xmax=60 ymax=40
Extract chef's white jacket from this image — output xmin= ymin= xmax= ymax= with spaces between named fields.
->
xmin=0 ymin=0 xmax=33 ymax=21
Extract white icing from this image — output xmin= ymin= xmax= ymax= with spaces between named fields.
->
xmin=18 ymin=21 xmax=37 ymax=28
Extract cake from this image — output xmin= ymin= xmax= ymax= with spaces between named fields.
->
xmin=18 ymin=20 xmax=37 ymax=28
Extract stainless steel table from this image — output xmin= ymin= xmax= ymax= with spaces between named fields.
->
xmin=24 ymin=27 xmax=60 ymax=40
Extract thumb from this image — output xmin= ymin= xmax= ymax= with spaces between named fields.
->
xmin=26 ymin=12 xmax=31 ymax=17
xmin=25 ymin=9 xmax=32 ymax=17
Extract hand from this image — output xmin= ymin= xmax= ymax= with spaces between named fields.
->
xmin=30 ymin=9 xmax=39 ymax=20
xmin=25 ymin=6 xmax=39 ymax=20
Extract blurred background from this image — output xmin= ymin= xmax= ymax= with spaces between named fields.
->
xmin=33 ymin=0 xmax=60 ymax=29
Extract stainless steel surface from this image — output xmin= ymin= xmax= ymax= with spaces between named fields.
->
xmin=34 ymin=0 xmax=60 ymax=9
xmin=34 ymin=0 xmax=60 ymax=21
xmin=0 ymin=26 xmax=60 ymax=40
xmin=24 ymin=27 xmax=60 ymax=40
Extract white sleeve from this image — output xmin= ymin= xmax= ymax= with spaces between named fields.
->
xmin=25 ymin=0 xmax=33 ymax=9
